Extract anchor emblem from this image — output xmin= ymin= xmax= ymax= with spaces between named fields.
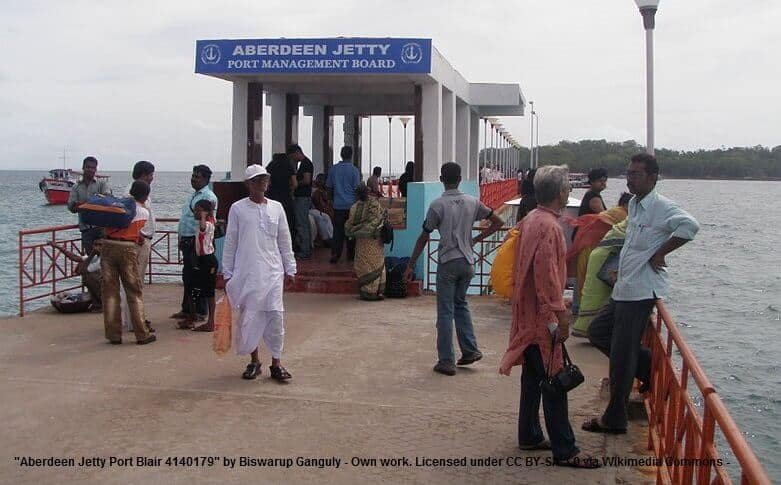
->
xmin=201 ymin=44 xmax=221 ymax=65
xmin=400 ymin=43 xmax=423 ymax=64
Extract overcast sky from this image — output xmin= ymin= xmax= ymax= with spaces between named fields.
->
xmin=1 ymin=0 xmax=779 ymax=173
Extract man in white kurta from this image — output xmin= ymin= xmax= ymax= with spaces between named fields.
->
xmin=222 ymin=164 xmax=297 ymax=381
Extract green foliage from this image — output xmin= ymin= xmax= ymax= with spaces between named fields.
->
xmin=480 ymin=140 xmax=781 ymax=179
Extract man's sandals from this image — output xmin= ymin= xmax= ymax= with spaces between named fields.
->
xmin=581 ymin=417 xmax=627 ymax=435
xmin=241 ymin=363 xmax=292 ymax=382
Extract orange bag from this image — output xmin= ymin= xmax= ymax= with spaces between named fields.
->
xmin=212 ymin=294 xmax=232 ymax=357
xmin=490 ymin=228 xmax=520 ymax=298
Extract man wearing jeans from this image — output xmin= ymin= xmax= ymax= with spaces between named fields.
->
xmin=584 ymin=153 xmax=699 ymax=434
xmin=288 ymin=144 xmax=314 ymax=259
xmin=405 ymin=162 xmax=504 ymax=376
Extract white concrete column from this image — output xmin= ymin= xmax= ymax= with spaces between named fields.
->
xmin=267 ymin=92 xmax=287 ymax=154
xmin=343 ymin=113 xmax=355 ymax=147
xmin=455 ymin=99 xmax=470 ymax=177
xmin=421 ymin=82 xmax=442 ymax=181
xmin=230 ymin=81 xmax=248 ymax=178
xmin=442 ymin=87 xmax=455 ymax=164
xmin=311 ymin=106 xmax=325 ymax=175
xmin=469 ymin=111 xmax=480 ymax=182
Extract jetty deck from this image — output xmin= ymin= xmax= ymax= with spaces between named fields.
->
xmin=0 ymin=284 xmax=652 ymax=484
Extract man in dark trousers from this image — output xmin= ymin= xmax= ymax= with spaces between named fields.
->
xmin=326 ymin=146 xmax=360 ymax=264
xmin=583 ymin=153 xmax=699 ymax=434
xmin=171 ymin=165 xmax=218 ymax=323
xmin=288 ymin=144 xmax=314 ymax=260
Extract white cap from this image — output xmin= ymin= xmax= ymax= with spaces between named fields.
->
xmin=244 ymin=164 xmax=268 ymax=180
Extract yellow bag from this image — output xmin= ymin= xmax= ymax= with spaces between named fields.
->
xmin=490 ymin=228 xmax=520 ymax=298
xmin=212 ymin=294 xmax=232 ymax=357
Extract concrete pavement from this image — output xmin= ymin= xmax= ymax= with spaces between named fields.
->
xmin=0 ymin=284 xmax=653 ymax=484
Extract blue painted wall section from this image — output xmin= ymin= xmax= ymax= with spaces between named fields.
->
xmin=385 ymin=180 xmax=481 ymax=292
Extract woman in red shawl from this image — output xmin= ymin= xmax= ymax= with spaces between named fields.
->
xmin=499 ymin=165 xmax=600 ymax=468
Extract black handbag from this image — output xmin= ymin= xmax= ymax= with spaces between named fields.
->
xmin=380 ymin=212 xmax=394 ymax=248
xmin=541 ymin=341 xmax=584 ymax=395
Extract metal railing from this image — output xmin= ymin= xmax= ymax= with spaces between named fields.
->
xmin=479 ymin=179 xmax=518 ymax=210
xmin=644 ymin=302 xmax=770 ymax=484
xmin=17 ymin=218 xmax=183 ymax=316
xmin=424 ymin=226 xmax=508 ymax=295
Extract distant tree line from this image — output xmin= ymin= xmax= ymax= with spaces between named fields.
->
xmin=479 ymin=140 xmax=781 ymax=179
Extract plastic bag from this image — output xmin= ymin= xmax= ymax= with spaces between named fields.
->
xmin=212 ymin=294 xmax=232 ymax=357
xmin=490 ymin=228 xmax=520 ymax=298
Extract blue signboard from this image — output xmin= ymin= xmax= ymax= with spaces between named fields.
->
xmin=195 ymin=38 xmax=432 ymax=75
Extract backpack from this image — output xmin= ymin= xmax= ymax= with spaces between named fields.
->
xmin=77 ymin=195 xmax=137 ymax=229
xmin=384 ymin=257 xmax=410 ymax=298
xmin=489 ymin=228 xmax=520 ymax=298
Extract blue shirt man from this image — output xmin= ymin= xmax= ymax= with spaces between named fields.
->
xmin=325 ymin=146 xmax=361 ymax=263
xmin=326 ymin=155 xmax=361 ymax=210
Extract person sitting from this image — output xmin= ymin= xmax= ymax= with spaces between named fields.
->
xmin=398 ymin=161 xmax=414 ymax=197
xmin=345 ymin=181 xmax=386 ymax=301
xmin=47 ymin=240 xmax=102 ymax=312
xmin=310 ymin=174 xmax=334 ymax=248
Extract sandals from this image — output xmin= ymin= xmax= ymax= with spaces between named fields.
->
xmin=581 ymin=417 xmax=626 ymax=435
xmin=192 ymin=324 xmax=214 ymax=332
xmin=176 ymin=321 xmax=194 ymax=330
xmin=553 ymin=452 xmax=601 ymax=469
xmin=519 ymin=439 xmax=552 ymax=451
xmin=270 ymin=365 xmax=292 ymax=381
xmin=242 ymin=362 xmax=262 ymax=380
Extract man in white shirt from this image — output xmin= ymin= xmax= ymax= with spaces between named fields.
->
xmin=584 ymin=153 xmax=699 ymax=434
xmin=222 ymin=164 xmax=297 ymax=381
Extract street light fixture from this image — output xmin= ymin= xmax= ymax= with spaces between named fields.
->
xmin=635 ymin=0 xmax=659 ymax=155
xmin=528 ymin=101 xmax=534 ymax=169
xmin=399 ymin=116 xmax=411 ymax=169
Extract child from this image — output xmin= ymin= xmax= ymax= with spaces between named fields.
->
xmin=47 ymin=240 xmax=102 ymax=311
xmin=102 ymin=181 xmax=155 ymax=345
xmin=178 ymin=199 xmax=218 ymax=332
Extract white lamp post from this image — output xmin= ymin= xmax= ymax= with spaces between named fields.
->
xmin=487 ymin=117 xmax=499 ymax=167
xmin=387 ymin=116 xmax=393 ymax=177
xmin=635 ymin=0 xmax=659 ymax=155
xmin=528 ymin=101 xmax=534 ymax=169
xmin=399 ymin=116 xmax=411 ymax=170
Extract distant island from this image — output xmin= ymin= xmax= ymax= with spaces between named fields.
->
xmin=482 ymin=140 xmax=781 ymax=180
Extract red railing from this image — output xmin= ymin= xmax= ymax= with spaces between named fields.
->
xmin=480 ymin=179 xmax=518 ymax=210
xmin=17 ymin=218 xmax=183 ymax=316
xmin=643 ymin=301 xmax=770 ymax=485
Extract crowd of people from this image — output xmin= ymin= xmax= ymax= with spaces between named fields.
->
xmin=61 ymin=149 xmax=699 ymax=469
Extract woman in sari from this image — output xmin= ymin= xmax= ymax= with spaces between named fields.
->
xmin=571 ymin=219 xmax=628 ymax=336
xmin=345 ymin=181 xmax=386 ymax=301
xmin=567 ymin=193 xmax=632 ymax=327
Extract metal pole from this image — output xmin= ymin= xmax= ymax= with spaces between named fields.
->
xmin=529 ymin=101 xmax=534 ymax=168
xmin=645 ymin=27 xmax=655 ymax=155
xmin=483 ymin=119 xmax=488 ymax=166
xmin=368 ymin=117 xmax=372 ymax=165
xmin=387 ymin=116 xmax=392 ymax=177
xmin=535 ymin=114 xmax=540 ymax=167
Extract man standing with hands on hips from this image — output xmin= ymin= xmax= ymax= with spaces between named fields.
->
xmin=583 ymin=153 xmax=699 ymax=435
xmin=222 ymin=164 xmax=297 ymax=381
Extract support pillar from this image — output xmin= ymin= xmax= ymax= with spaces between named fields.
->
xmin=268 ymin=93 xmax=287 ymax=154
xmin=343 ymin=114 xmax=362 ymax=170
xmin=413 ymin=85 xmax=423 ymax=182
xmin=469 ymin=111 xmax=480 ymax=182
xmin=455 ymin=98 xmax=470 ymax=178
xmin=310 ymin=105 xmax=333 ymax=176
xmin=442 ymin=87 xmax=455 ymax=163
xmin=285 ymin=93 xmax=299 ymax=148
xmin=246 ymin=82 xmax=263 ymax=167
xmin=420 ymin=82 xmax=442 ymax=181
xmin=230 ymin=81 xmax=248 ymax=177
